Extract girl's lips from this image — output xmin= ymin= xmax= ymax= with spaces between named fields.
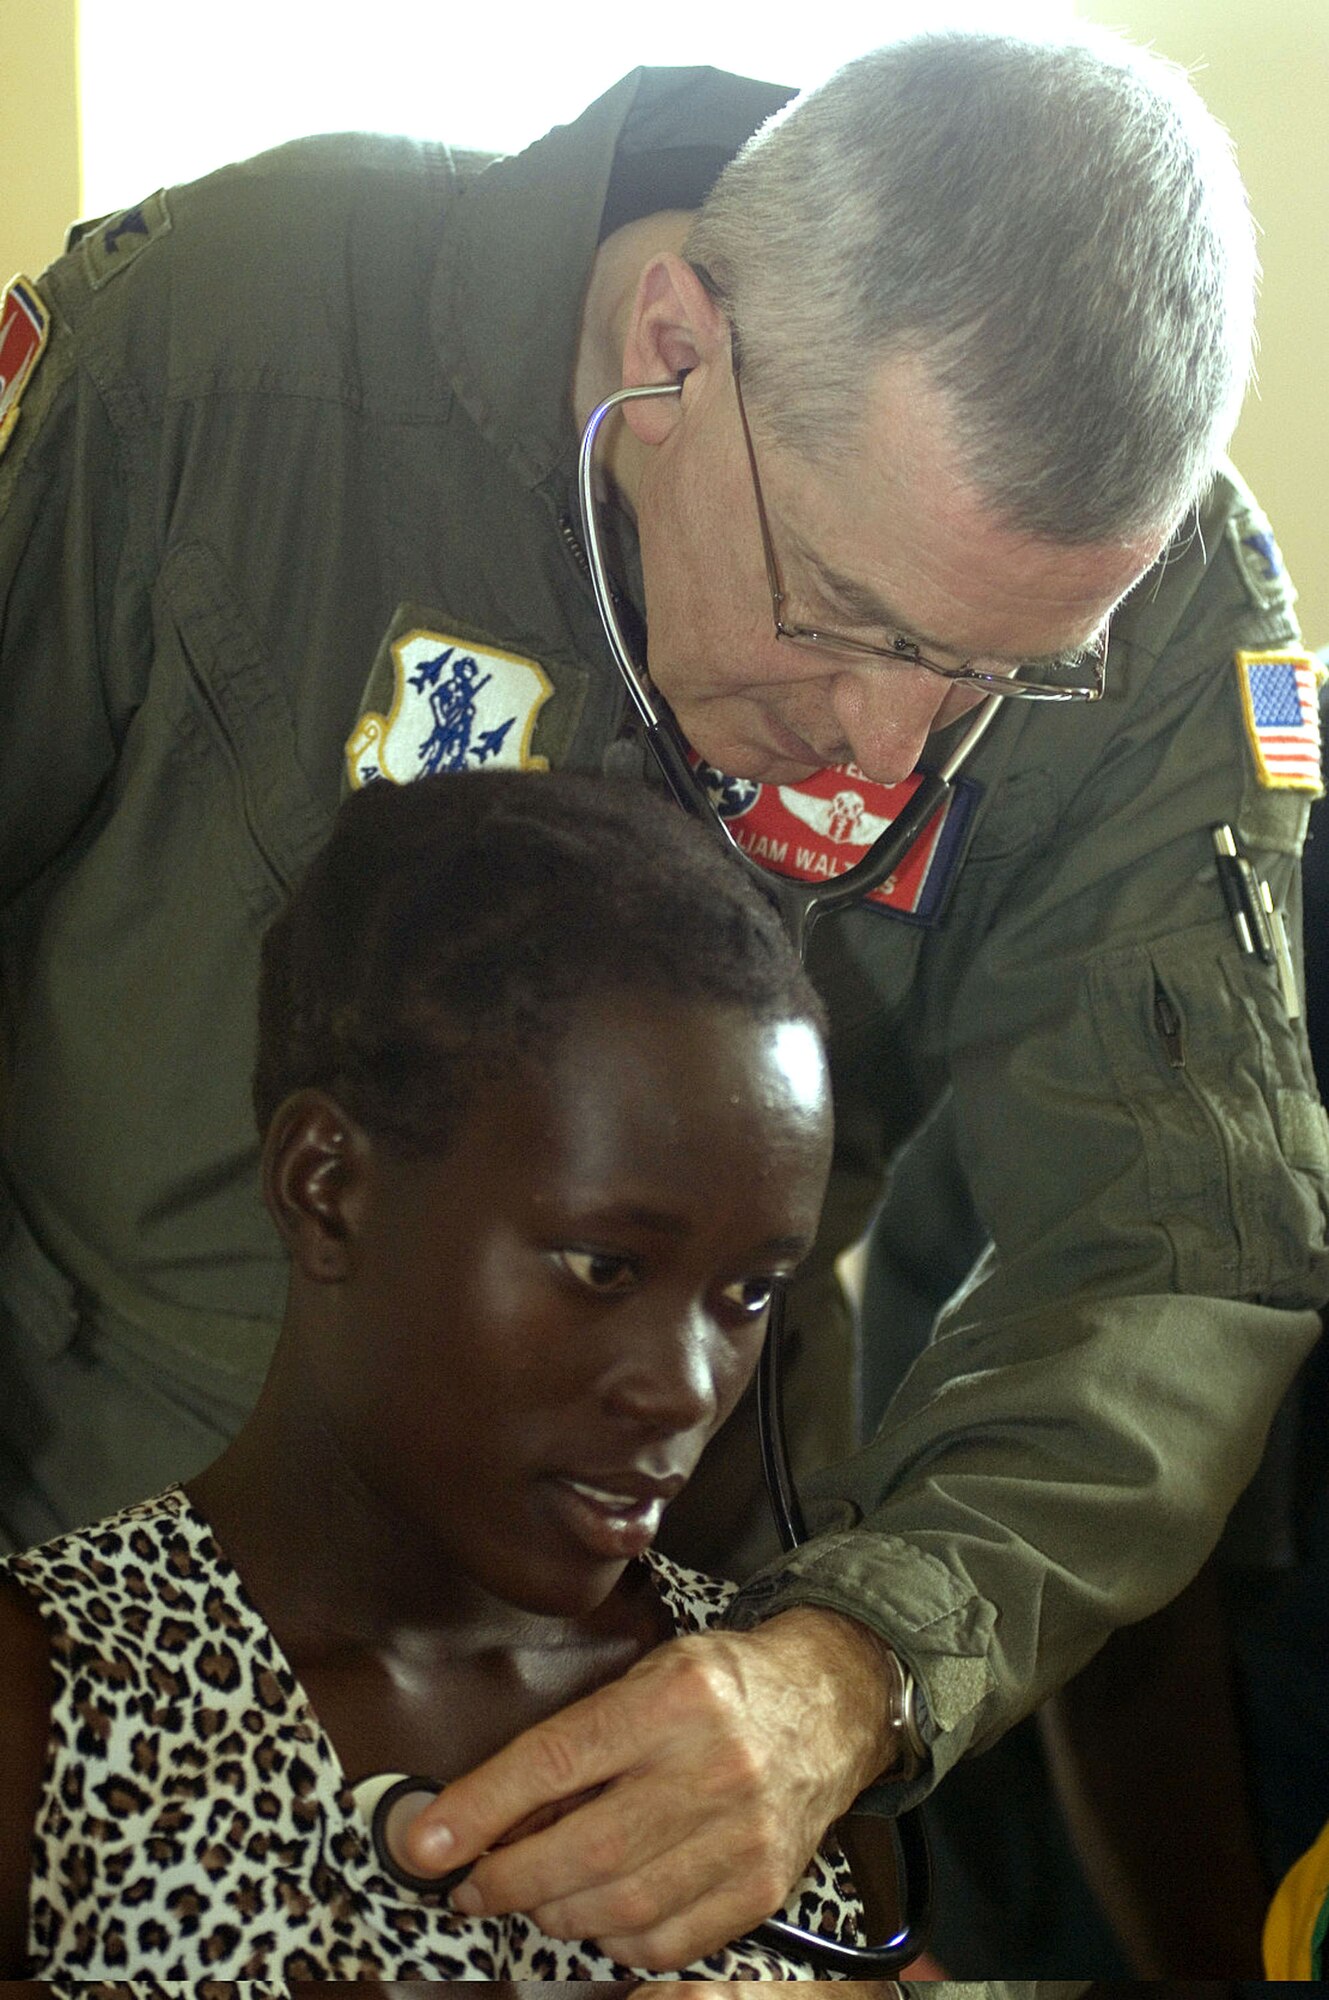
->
xmin=547 ymin=1476 xmax=674 ymax=1561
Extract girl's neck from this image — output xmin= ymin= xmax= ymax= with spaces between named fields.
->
xmin=185 ymin=1357 xmax=671 ymax=1784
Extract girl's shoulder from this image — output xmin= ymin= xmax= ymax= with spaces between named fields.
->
xmin=1 ymin=1496 xmax=215 ymax=1976
xmin=4 ymin=1485 xmax=225 ymax=1654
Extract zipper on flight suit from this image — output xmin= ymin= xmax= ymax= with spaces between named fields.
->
xmin=558 ymin=511 xmax=636 ymax=626
xmin=557 ymin=513 xmax=592 ymax=581
xmin=1153 ymin=980 xmax=1186 ymax=1068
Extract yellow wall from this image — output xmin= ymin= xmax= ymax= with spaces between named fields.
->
xmin=1076 ymin=0 xmax=1329 ymax=643
xmin=0 ymin=0 xmax=80 ymax=285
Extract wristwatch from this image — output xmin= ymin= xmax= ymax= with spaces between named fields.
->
xmin=882 ymin=1645 xmax=929 ymax=1782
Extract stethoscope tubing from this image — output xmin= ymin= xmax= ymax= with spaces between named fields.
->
xmin=578 ymin=382 xmax=1005 ymax=1971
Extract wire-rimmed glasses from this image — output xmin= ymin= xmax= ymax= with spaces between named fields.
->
xmin=732 ymin=357 xmax=1107 ymax=702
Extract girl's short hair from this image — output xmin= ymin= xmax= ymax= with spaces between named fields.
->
xmin=253 ymin=770 xmax=825 ymax=1152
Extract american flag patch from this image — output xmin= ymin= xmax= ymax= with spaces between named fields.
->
xmin=1236 ymin=649 xmax=1325 ymax=794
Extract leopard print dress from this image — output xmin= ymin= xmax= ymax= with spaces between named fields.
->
xmin=5 ymin=1486 xmax=866 ymax=1986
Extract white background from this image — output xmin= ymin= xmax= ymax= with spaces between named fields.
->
xmin=79 ymin=0 xmax=1075 ymax=215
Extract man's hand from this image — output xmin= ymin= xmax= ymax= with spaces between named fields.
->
xmin=398 ymin=1606 xmax=901 ymax=1971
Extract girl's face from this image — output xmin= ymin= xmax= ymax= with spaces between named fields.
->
xmin=304 ymin=992 xmax=832 ymax=1621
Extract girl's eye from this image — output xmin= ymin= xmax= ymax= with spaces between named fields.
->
xmin=718 ymin=1276 xmax=776 ymax=1318
xmin=555 ymin=1249 xmax=638 ymax=1294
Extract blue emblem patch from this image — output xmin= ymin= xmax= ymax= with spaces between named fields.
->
xmin=346 ymin=630 xmax=553 ymax=789
xmin=1227 ymin=505 xmax=1294 ymax=614
xmin=1240 ymin=530 xmax=1282 ymax=582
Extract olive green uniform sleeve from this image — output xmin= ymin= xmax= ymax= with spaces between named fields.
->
xmin=0 ymin=296 xmax=149 ymax=909
xmin=729 ymin=469 xmax=1329 ymax=1792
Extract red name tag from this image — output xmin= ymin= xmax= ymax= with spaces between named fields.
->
xmin=696 ymin=758 xmax=979 ymax=924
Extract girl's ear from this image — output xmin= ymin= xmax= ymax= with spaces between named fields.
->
xmin=261 ymin=1090 xmax=371 ymax=1282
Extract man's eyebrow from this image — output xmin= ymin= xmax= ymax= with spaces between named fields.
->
xmin=785 ymin=529 xmax=1100 ymax=670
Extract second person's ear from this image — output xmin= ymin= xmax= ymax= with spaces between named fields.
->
xmin=262 ymin=1089 xmax=371 ymax=1282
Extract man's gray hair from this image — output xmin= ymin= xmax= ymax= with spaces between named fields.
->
xmin=684 ymin=28 xmax=1257 ymax=544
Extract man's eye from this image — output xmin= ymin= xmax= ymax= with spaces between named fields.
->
xmin=718 ymin=1277 xmax=776 ymax=1318
xmin=555 ymin=1249 xmax=638 ymax=1294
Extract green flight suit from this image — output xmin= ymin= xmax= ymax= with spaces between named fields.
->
xmin=0 ymin=66 xmax=1326 ymax=1800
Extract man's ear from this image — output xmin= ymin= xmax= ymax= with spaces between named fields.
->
xmin=262 ymin=1090 xmax=369 ymax=1282
xmin=619 ymin=252 xmax=730 ymax=446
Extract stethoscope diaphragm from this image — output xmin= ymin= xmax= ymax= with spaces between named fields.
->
xmin=351 ymin=1771 xmax=474 ymax=1897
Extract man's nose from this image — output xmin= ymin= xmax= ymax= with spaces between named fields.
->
xmin=826 ymin=664 xmax=959 ymax=785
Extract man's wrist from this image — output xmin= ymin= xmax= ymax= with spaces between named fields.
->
xmin=754 ymin=1605 xmax=928 ymax=1791
xmin=827 ymin=1612 xmax=929 ymax=1783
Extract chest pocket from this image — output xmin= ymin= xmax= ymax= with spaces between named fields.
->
xmin=162 ymin=537 xmax=333 ymax=911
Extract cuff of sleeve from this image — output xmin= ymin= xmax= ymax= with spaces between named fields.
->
xmin=722 ymin=1527 xmax=1000 ymax=1800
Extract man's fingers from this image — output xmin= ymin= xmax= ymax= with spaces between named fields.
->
xmin=579 ymin=1887 xmax=735 ymax=1975
xmin=542 ymin=1874 xmax=782 ymax=1973
xmin=494 ymin=1783 xmax=607 ymax=1849
xmin=395 ymin=1613 xmax=883 ymax=1971
xmin=451 ymin=1785 xmax=637 ymax=1916
xmin=400 ymin=1689 xmax=643 ymax=1876
xmin=399 ymin=1637 xmax=731 ymax=1879
xmin=518 ymin=1824 xmax=759 ymax=1972
xmin=464 ymin=1766 xmax=800 ymax=1968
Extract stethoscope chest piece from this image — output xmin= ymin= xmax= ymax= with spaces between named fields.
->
xmin=351 ymin=1770 xmax=473 ymax=1896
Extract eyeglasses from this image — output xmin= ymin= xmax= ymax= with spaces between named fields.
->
xmin=731 ymin=357 xmax=1107 ymax=702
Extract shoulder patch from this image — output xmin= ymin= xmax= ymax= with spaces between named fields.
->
xmin=346 ymin=628 xmax=553 ymax=789
xmin=1235 ymin=649 xmax=1325 ymax=794
xmin=694 ymin=756 xmax=980 ymax=925
xmin=1227 ymin=502 xmax=1296 ymax=613
xmin=0 ymin=276 xmax=49 ymax=460
xmin=78 ymin=189 xmax=171 ymax=290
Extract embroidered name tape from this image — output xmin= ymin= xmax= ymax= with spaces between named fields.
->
xmin=1236 ymin=649 xmax=1325 ymax=794
xmin=346 ymin=629 xmax=553 ymax=788
xmin=694 ymin=756 xmax=979 ymax=924
xmin=0 ymin=276 xmax=49 ymax=460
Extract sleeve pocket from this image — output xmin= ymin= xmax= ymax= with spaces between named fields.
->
xmin=1090 ymin=919 xmax=1329 ymax=1303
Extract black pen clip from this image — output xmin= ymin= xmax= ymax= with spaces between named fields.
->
xmin=1212 ymin=824 xmax=1274 ymax=961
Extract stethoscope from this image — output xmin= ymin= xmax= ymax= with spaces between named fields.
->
xmin=354 ymin=381 xmax=1002 ymax=1974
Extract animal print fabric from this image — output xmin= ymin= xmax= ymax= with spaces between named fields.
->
xmin=6 ymin=1487 xmax=865 ymax=1985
